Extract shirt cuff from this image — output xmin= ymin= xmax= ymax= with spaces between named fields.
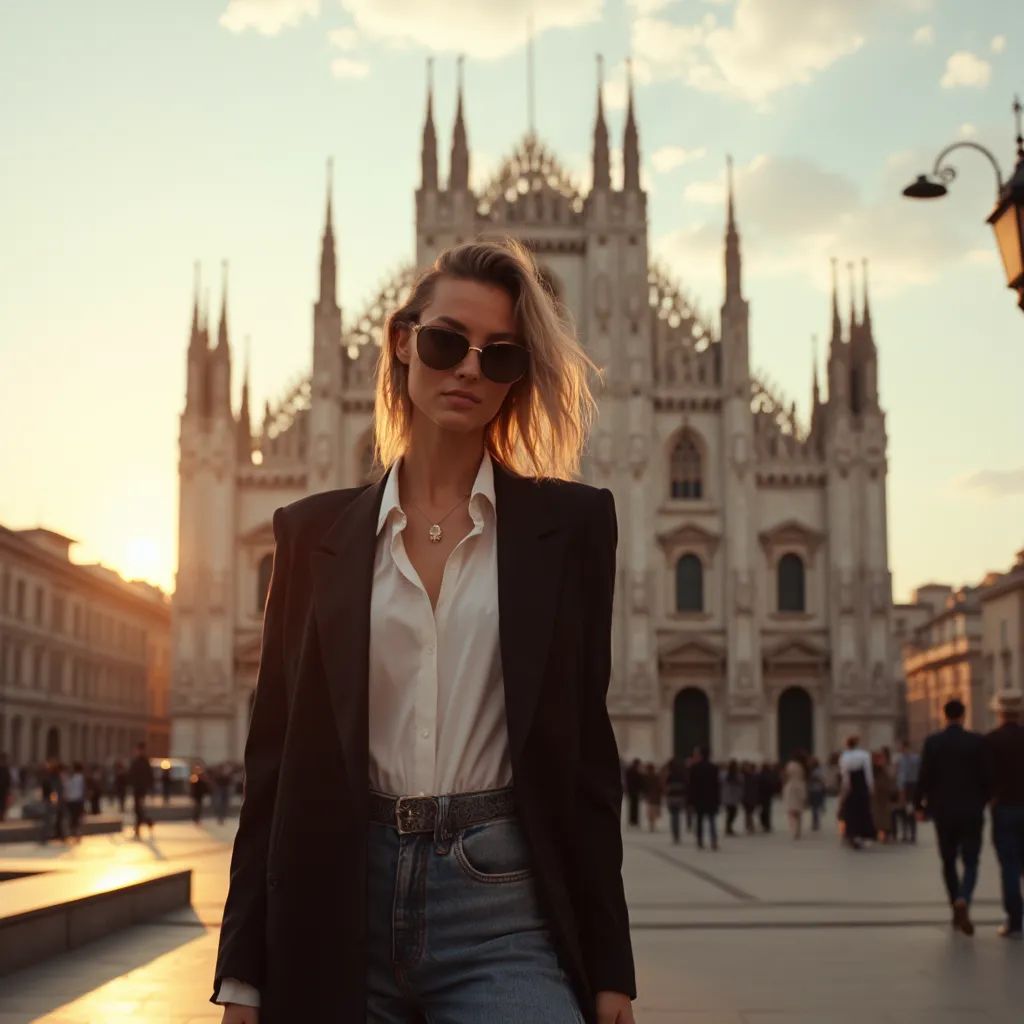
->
xmin=215 ymin=977 xmax=261 ymax=1007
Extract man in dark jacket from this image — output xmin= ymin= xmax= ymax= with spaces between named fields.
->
xmin=916 ymin=698 xmax=991 ymax=935
xmin=689 ymin=747 xmax=721 ymax=851
xmin=128 ymin=741 xmax=155 ymax=840
xmin=624 ymin=759 xmax=644 ymax=829
xmin=985 ymin=688 xmax=1024 ymax=939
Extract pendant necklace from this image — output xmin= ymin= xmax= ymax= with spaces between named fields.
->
xmin=406 ymin=492 xmax=471 ymax=543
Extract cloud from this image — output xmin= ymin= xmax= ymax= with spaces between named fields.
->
xmin=339 ymin=0 xmax=601 ymax=60
xmin=651 ymin=145 xmax=708 ymax=173
xmin=603 ymin=58 xmax=654 ymax=111
xmin=656 ymin=148 xmax=980 ymax=300
xmin=328 ymin=27 xmax=359 ymax=50
xmin=991 ymin=35 xmax=1006 ymax=54
xmin=331 ymin=57 xmax=370 ymax=78
xmin=219 ymin=0 xmax=319 ymax=35
xmin=940 ymin=51 xmax=992 ymax=89
xmin=632 ymin=0 xmax=877 ymax=105
xmin=912 ymin=25 xmax=934 ymax=46
xmin=955 ymin=467 xmax=1024 ymax=498
xmin=960 ymin=122 xmax=976 ymax=137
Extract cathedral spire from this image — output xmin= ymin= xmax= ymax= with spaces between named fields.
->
xmin=623 ymin=57 xmax=640 ymax=192
xmin=237 ymin=334 xmax=252 ymax=462
xmin=449 ymin=55 xmax=470 ymax=190
xmin=592 ymin=54 xmax=610 ymax=191
xmin=217 ymin=260 xmax=229 ymax=351
xmin=319 ymin=158 xmax=337 ymax=308
xmin=861 ymin=257 xmax=874 ymax=339
xmin=420 ymin=58 xmax=438 ymax=191
xmin=189 ymin=261 xmax=201 ymax=347
xmin=812 ymin=333 xmax=821 ymax=407
xmin=829 ymin=257 xmax=842 ymax=347
xmin=724 ymin=155 xmax=743 ymax=302
xmin=847 ymin=260 xmax=858 ymax=337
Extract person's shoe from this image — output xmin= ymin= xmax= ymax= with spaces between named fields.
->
xmin=997 ymin=923 xmax=1023 ymax=939
xmin=953 ymin=898 xmax=974 ymax=936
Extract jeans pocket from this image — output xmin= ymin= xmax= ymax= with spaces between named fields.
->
xmin=453 ymin=817 xmax=535 ymax=884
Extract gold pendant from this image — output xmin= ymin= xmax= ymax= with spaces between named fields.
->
xmin=428 ymin=524 xmax=442 ymax=543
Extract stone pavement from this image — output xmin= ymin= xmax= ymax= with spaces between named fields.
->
xmin=0 ymin=807 xmax=1021 ymax=1023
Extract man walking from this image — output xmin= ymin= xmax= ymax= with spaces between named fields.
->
xmin=689 ymin=747 xmax=721 ymax=851
xmin=128 ymin=741 xmax=155 ymax=840
xmin=985 ymin=689 xmax=1024 ymax=939
xmin=916 ymin=699 xmax=991 ymax=936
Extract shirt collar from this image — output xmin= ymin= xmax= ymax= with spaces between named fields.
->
xmin=375 ymin=449 xmax=496 ymax=537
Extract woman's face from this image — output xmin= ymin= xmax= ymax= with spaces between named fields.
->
xmin=396 ymin=276 xmax=520 ymax=435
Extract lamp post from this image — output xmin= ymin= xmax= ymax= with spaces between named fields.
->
xmin=902 ymin=96 xmax=1024 ymax=314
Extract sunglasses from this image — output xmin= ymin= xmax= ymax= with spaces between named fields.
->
xmin=408 ymin=322 xmax=530 ymax=384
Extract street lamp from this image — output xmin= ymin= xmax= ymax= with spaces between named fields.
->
xmin=903 ymin=96 xmax=1024 ymax=314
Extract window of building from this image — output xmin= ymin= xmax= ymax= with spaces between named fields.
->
xmin=675 ymin=554 xmax=704 ymax=612
xmin=669 ymin=432 xmax=703 ymax=499
xmin=15 ymin=579 xmax=25 ymax=619
xmin=35 ymin=586 xmax=44 ymax=624
xmin=777 ymin=553 xmax=806 ymax=612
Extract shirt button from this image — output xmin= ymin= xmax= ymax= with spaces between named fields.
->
xmin=425 ymin=644 xmax=435 ymax=655
xmin=421 ymin=728 xmax=430 ymax=738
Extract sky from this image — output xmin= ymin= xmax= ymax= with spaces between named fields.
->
xmin=1 ymin=0 xmax=1022 ymax=601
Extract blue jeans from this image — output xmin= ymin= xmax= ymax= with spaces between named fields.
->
xmin=992 ymin=804 xmax=1024 ymax=930
xmin=934 ymin=816 xmax=983 ymax=906
xmin=366 ymin=796 xmax=585 ymax=1023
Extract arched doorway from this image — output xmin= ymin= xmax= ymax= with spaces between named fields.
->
xmin=777 ymin=686 xmax=814 ymax=762
xmin=673 ymin=687 xmax=710 ymax=761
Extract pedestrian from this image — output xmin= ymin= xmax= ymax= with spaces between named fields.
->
xmin=643 ymin=762 xmax=664 ymax=833
xmin=212 ymin=241 xmax=637 ymax=1022
xmin=721 ymin=759 xmax=742 ymax=836
xmin=984 ymin=688 xmax=1024 ymax=939
xmin=0 ymin=752 xmax=11 ymax=822
xmin=895 ymin=740 xmax=920 ymax=843
xmin=128 ymin=741 xmax=155 ymax=840
xmin=211 ymin=762 xmax=232 ymax=824
xmin=838 ymin=736 xmax=875 ymax=850
xmin=664 ymin=758 xmax=687 ymax=845
xmin=757 ymin=762 xmax=777 ymax=833
xmin=807 ymin=756 xmax=826 ymax=831
xmin=190 ymin=763 xmax=209 ymax=824
xmin=741 ymin=762 xmax=759 ymax=834
xmin=64 ymin=760 xmax=86 ymax=843
xmin=86 ymin=763 xmax=103 ymax=816
xmin=782 ymin=751 xmax=808 ymax=840
xmin=624 ymin=758 xmax=644 ymax=829
xmin=871 ymin=749 xmax=895 ymax=843
xmin=916 ymin=698 xmax=990 ymax=936
xmin=689 ymin=747 xmax=720 ymax=851
xmin=113 ymin=760 xmax=128 ymax=813
xmin=161 ymin=763 xmax=173 ymax=805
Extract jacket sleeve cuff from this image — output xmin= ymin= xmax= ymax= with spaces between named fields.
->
xmin=213 ymin=976 xmax=261 ymax=1007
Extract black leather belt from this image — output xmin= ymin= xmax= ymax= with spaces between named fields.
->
xmin=368 ymin=786 xmax=517 ymax=835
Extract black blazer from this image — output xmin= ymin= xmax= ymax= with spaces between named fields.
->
xmin=916 ymin=724 xmax=991 ymax=821
xmin=212 ymin=460 xmax=637 ymax=1022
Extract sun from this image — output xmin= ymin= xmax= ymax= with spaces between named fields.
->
xmin=121 ymin=536 xmax=170 ymax=588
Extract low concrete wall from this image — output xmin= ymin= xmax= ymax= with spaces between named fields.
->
xmin=0 ymin=867 xmax=192 ymax=975
xmin=0 ymin=816 xmax=123 ymax=844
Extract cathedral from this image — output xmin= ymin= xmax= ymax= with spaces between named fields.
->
xmin=170 ymin=64 xmax=896 ymax=767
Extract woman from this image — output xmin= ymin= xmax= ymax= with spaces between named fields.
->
xmin=642 ymin=762 xmax=664 ymax=833
xmin=838 ymin=735 xmax=875 ymax=850
xmin=807 ymin=756 xmax=827 ymax=831
xmin=871 ymin=749 xmax=894 ymax=844
xmin=213 ymin=241 xmax=636 ymax=1024
xmin=741 ymin=762 xmax=759 ymax=834
xmin=721 ymin=760 xmax=742 ymax=836
xmin=782 ymin=751 xmax=808 ymax=840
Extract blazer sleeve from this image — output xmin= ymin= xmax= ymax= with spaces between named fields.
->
xmin=567 ymin=487 xmax=637 ymax=999
xmin=210 ymin=507 xmax=291 ymax=1005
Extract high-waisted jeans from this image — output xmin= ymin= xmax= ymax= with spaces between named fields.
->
xmin=366 ymin=793 xmax=585 ymax=1023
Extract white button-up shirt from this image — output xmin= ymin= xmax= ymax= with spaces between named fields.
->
xmin=217 ymin=449 xmax=510 ymax=1008
xmin=369 ymin=448 xmax=511 ymax=797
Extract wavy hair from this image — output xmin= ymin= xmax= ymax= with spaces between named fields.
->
xmin=373 ymin=238 xmax=602 ymax=481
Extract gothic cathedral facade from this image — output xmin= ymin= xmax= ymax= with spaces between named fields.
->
xmin=171 ymin=69 xmax=896 ymax=767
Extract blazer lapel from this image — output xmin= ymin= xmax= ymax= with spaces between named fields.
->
xmin=307 ymin=458 xmax=567 ymax=804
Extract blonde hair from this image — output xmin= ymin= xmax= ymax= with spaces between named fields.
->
xmin=373 ymin=238 xmax=602 ymax=480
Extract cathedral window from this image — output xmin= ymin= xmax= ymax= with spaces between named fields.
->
xmin=670 ymin=432 xmax=703 ymax=499
xmin=777 ymin=553 xmax=806 ymax=612
xmin=257 ymin=554 xmax=273 ymax=615
xmin=675 ymin=554 xmax=704 ymax=612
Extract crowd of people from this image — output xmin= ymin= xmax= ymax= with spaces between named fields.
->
xmin=0 ymin=743 xmax=242 ymax=843
xmin=620 ymin=688 xmax=1024 ymax=940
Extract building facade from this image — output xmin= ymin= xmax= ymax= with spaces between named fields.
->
xmin=171 ymin=66 xmax=897 ymax=766
xmin=0 ymin=526 xmax=171 ymax=766
xmin=980 ymin=548 xmax=1024 ymax=715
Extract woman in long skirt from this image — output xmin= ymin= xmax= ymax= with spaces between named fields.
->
xmin=838 ymin=736 xmax=876 ymax=849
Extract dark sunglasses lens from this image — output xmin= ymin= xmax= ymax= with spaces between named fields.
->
xmin=481 ymin=344 xmax=529 ymax=383
xmin=417 ymin=327 xmax=467 ymax=370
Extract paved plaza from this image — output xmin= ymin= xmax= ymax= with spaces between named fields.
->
xmin=1 ymin=807 xmax=1022 ymax=1023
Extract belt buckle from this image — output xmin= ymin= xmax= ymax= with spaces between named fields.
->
xmin=395 ymin=795 xmax=432 ymax=835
